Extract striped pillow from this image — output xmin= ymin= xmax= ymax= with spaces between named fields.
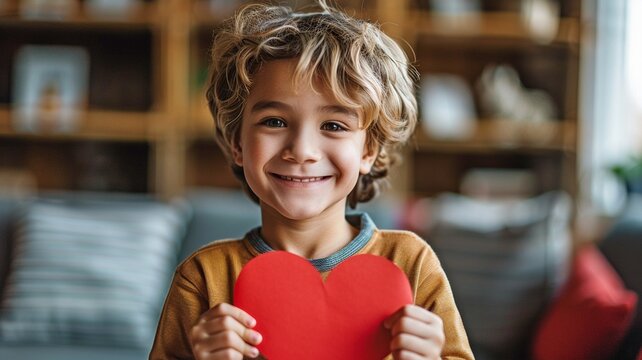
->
xmin=427 ymin=192 xmax=572 ymax=359
xmin=0 ymin=197 xmax=188 ymax=348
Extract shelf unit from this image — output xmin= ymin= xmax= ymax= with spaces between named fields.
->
xmin=0 ymin=0 xmax=582 ymax=201
xmin=0 ymin=0 xmax=171 ymax=195
xmin=370 ymin=0 xmax=581 ymax=198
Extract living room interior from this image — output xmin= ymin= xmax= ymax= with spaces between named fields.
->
xmin=0 ymin=0 xmax=641 ymax=359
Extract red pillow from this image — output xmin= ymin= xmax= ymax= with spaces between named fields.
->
xmin=532 ymin=245 xmax=638 ymax=360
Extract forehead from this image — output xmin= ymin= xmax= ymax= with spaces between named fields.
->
xmin=247 ymin=59 xmax=356 ymax=110
xmin=249 ymin=59 xmax=325 ymax=98
xmin=243 ymin=58 xmax=366 ymax=127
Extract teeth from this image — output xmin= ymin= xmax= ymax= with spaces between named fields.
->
xmin=279 ymin=175 xmax=324 ymax=182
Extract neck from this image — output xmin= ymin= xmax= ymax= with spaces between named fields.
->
xmin=259 ymin=202 xmax=358 ymax=259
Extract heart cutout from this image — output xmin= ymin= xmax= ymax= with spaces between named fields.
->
xmin=234 ymin=251 xmax=413 ymax=360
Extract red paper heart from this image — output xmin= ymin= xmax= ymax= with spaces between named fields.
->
xmin=234 ymin=251 xmax=413 ymax=360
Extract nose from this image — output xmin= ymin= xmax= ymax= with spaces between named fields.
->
xmin=281 ymin=125 xmax=321 ymax=164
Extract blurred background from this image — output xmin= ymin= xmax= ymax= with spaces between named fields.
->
xmin=0 ymin=0 xmax=641 ymax=359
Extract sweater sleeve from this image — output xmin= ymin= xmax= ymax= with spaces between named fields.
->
xmin=416 ymin=249 xmax=474 ymax=360
xmin=149 ymin=268 xmax=208 ymax=360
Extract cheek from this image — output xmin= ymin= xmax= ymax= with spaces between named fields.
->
xmin=241 ymin=136 xmax=277 ymax=178
xmin=246 ymin=137 xmax=271 ymax=160
xmin=333 ymin=143 xmax=365 ymax=178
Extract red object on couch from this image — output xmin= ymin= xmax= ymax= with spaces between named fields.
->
xmin=532 ymin=245 xmax=638 ymax=360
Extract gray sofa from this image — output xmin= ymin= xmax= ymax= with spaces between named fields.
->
xmin=1 ymin=189 xmax=639 ymax=360
xmin=0 ymin=189 xmax=262 ymax=360
xmin=0 ymin=188 xmax=398 ymax=360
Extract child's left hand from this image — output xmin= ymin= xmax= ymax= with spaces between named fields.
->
xmin=383 ymin=304 xmax=445 ymax=360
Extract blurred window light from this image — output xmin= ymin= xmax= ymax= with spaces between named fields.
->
xmin=580 ymin=0 xmax=640 ymax=215
xmin=627 ymin=0 xmax=641 ymax=113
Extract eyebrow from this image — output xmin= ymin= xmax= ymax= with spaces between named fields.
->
xmin=250 ymin=100 xmax=291 ymax=113
xmin=250 ymin=100 xmax=359 ymax=119
xmin=319 ymin=105 xmax=359 ymax=119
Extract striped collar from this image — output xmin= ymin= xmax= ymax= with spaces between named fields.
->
xmin=246 ymin=213 xmax=376 ymax=272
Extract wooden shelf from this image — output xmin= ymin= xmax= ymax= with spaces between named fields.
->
xmin=186 ymin=99 xmax=214 ymax=140
xmin=0 ymin=108 xmax=163 ymax=142
xmin=407 ymin=11 xmax=579 ymax=45
xmin=0 ymin=0 xmax=583 ymax=198
xmin=0 ymin=2 xmax=164 ymax=29
xmin=413 ymin=120 xmax=576 ymax=153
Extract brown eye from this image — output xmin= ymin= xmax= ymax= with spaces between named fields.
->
xmin=322 ymin=122 xmax=346 ymax=132
xmin=262 ymin=117 xmax=286 ymax=127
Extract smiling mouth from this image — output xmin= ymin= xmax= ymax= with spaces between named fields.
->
xmin=271 ymin=174 xmax=330 ymax=183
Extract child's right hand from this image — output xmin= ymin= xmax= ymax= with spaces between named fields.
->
xmin=189 ymin=303 xmax=263 ymax=359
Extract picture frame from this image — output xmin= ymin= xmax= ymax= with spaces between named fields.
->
xmin=12 ymin=45 xmax=89 ymax=133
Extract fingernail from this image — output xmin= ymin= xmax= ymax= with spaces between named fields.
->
xmin=247 ymin=318 xmax=256 ymax=327
xmin=249 ymin=347 xmax=259 ymax=358
xmin=251 ymin=332 xmax=263 ymax=344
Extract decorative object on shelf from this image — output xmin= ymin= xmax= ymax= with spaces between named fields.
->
xmin=521 ymin=0 xmax=560 ymax=44
xmin=85 ymin=0 xmax=141 ymax=17
xmin=19 ymin=0 xmax=77 ymax=19
xmin=477 ymin=64 xmax=557 ymax=144
xmin=460 ymin=168 xmax=537 ymax=199
xmin=477 ymin=64 xmax=557 ymax=122
xmin=419 ymin=74 xmax=476 ymax=140
xmin=12 ymin=45 xmax=89 ymax=133
xmin=427 ymin=0 xmax=480 ymax=13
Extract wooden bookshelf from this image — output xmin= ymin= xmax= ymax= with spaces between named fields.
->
xmin=385 ymin=0 xmax=582 ymax=197
xmin=0 ymin=0 xmax=583 ymax=201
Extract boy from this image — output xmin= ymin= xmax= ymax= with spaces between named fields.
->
xmin=150 ymin=1 xmax=473 ymax=359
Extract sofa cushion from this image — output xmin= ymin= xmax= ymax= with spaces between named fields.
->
xmin=532 ymin=245 xmax=638 ymax=360
xmin=424 ymin=191 xmax=572 ymax=359
xmin=0 ymin=194 xmax=189 ymax=348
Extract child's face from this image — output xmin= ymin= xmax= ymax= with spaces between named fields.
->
xmin=234 ymin=58 xmax=377 ymax=220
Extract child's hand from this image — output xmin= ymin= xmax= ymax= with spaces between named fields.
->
xmin=189 ymin=303 xmax=263 ymax=360
xmin=384 ymin=304 xmax=445 ymax=360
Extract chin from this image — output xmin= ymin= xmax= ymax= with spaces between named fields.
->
xmin=277 ymin=206 xmax=324 ymax=221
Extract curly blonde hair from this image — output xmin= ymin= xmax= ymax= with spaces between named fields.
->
xmin=206 ymin=0 xmax=418 ymax=208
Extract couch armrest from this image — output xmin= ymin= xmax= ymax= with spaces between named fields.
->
xmin=0 ymin=197 xmax=20 ymax=300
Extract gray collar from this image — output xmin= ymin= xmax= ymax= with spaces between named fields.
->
xmin=246 ymin=213 xmax=376 ymax=272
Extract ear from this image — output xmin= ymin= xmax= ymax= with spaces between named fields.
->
xmin=359 ymin=141 xmax=378 ymax=175
xmin=232 ymin=139 xmax=243 ymax=167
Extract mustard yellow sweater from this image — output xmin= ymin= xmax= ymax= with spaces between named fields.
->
xmin=150 ymin=214 xmax=473 ymax=359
